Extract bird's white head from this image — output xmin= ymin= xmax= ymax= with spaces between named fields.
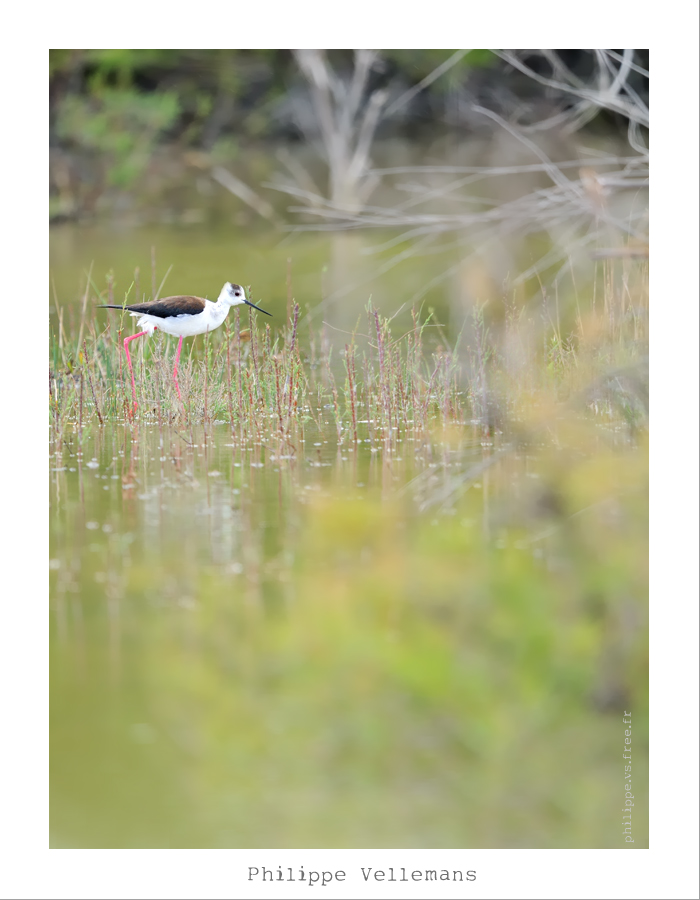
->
xmin=219 ymin=282 xmax=272 ymax=316
xmin=221 ymin=282 xmax=247 ymax=306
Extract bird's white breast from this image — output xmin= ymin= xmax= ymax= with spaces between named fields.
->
xmin=134 ymin=301 xmax=228 ymax=337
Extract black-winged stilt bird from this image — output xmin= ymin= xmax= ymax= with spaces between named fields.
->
xmin=100 ymin=282 xmax=271 ymax=411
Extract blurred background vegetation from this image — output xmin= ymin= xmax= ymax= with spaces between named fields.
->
xmin=50 ymin=49 xmax=648 ymax=849
xmin=49 ymin=48 xmax=648 ymax=220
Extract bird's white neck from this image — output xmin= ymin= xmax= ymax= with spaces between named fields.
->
xmin=216 ymin=284 xmax=232 ymax=305
xmin=208 ymin=298 xmax=232 ymax=327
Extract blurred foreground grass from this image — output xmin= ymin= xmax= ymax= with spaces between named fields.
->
xmin=50 ymin=425 xmax=647 ymax=848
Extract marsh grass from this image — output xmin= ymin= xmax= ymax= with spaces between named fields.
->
xmin=50 ymin=256 xmax=648 ymax=458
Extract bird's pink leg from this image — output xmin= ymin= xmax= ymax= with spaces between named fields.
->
xmin=123 ymin=330 xmax=149 ymax=413
xmin=172 ymin=336 xmax=184 ymax=405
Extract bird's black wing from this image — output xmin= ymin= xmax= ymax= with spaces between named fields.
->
xmin=99 ymin=296 xmax=206 ymax=318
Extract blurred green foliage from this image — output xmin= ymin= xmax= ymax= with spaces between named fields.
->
xmin=384 ymin=49 xmax=494 ymax=92
xmin=56 ymin=89 xmax=180 ymax=188
xmin=49 ymin=49 xmax=496 ymax=172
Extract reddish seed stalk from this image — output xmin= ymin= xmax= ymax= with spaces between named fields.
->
xmin=297 ymin=365 xmax=322 ymax=431
xmin=226 ymin=323 xmax=234 ymax=438
xmin=453 ymin=368 xmax=459 ymax=424
xmin=246 ymin=371 xmax=262 ymax=444
xmin=373 ymin=308 xmax=392 ymax=441
xmin=116 ymin=325 xmax=129 ymax=418
xmin=52 ymin=372 xmax=63 ymax=428
xmin=473 ymin=307 xmax=490 ymax=436
xmin=78 ymin=371 xmax=84 ymax=444
xmin=442 ymin=356 xmax=450 ymax=423
xmin=236 ymin=311 xmax=244 ymax=443
xmin=287 ymin=302 xmax=300 ymax=416
xmin=331 ymin=373 xmax=342 ymax=443
xmin=293 ymin=366 xmax=301 ymax=415
xmin=423 ymin=362 xmax=439 ymax=427
xmin=363 ymin=357 xmax=375 ymax=447
xmin=413 ymin=310 xmax=425 ymax=432
xmin=308 ymin=319 xmax=316 ymax=371
xmin=249 ymin=308 xmax=260 ymax=403
xmin=83 ymin=340 xmax=104 ymax=426
xmin=391 ymin=343 xmax=403 ymax=433
xmin=352 ymin=347 xmax=359 ymax=444
xmin=288 ymin=301 xmax=300 ymax=358
xmin=273 ymin=357 xmax=284 ymax=436
xmin=411 ymin=337 xmax=419 ymax=430
xmin=322 ymin=351 xmax=341 ymax=444
xmin=344 ymin=343 xmax=358 ymax=444
xmin=204 ymin=332 xmax=209 ymax=425
xmin=156 ymin=357 xmax=163 ymax=431
xmin=394 ymin=343 xmax=408 ymax=432
xmin=320 ymin=324 xmax=329 ymax=389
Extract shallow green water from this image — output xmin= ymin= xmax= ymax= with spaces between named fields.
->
xmin=49 ymin=221 xmax=466 ymax=344
xmin=50 ymin=422 xmax=471 ymax=848
xmin=50 ymin=417 xmax=648 ymax=849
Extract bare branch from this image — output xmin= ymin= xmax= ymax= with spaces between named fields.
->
xmin=471 ymin=105 xmax=583 ymax=195
xmin=338 ymin=49 xmax=377 ymax=143
xmin=494 ymin=49 xmax=649 ymax=128
xmin=211 ymin=166 xmax=280 ymax=224
xmin=603 ymin=49 xmax=649 ymax=78
xmin=277 ymin=47 xmax=649 ymax=286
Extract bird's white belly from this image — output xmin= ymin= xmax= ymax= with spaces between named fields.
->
xmin=135 ymin=310 xmax=225 ymax=337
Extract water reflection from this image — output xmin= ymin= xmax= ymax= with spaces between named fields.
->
xmin=50 ymin=414 xmax=648 ymax=848
xmin=50 ymin=421 xmax=484 ymax=844
xmin=50 ymin=421 xmax=450 ymax=665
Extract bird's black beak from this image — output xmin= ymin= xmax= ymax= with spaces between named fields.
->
xmin=245 ymin=298 xmax=272 ymax=316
